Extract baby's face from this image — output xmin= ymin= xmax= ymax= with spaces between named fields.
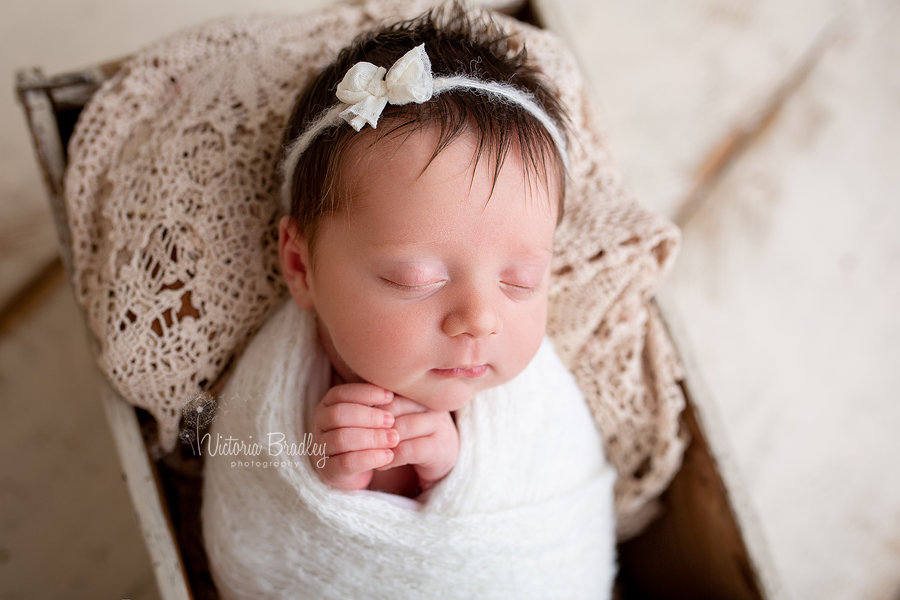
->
xmin=283 ymin=126 xmax=559 ymax=412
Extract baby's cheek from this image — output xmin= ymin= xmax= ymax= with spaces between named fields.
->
xmin=509 ymin=308 xmax=548 ymax=371
xmin=345 ymin=311 xmax=422 ymax=375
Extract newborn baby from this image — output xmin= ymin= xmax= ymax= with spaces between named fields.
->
xmin=202 ymin=6 xmax=617 ymax=598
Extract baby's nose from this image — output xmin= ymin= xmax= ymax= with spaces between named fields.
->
xmin=441 ymin=289 xmax=501 ymax=339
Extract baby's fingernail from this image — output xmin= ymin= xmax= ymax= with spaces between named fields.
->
xmin=386 ymin=430 xmax=399 ymax=444
xmin=384 ymin=412 xmax=394 ymax=427
xmin=384 ymin=390 xmax=393 ymax=401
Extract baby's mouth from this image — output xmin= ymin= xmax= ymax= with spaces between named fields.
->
xmin=430 ymin=365 xmax=489 ymax=379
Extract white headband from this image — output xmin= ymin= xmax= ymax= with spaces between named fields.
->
xmin=280 ymin=44 xmax=568 ymax=211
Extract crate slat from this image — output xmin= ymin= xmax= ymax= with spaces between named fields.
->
xmin=100 ymin=381 xmax=193 ymax=600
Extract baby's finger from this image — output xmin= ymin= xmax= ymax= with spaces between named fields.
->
xmin=323 ymin=449 xmax=394 ymax=480
xmin=320 ymin=427 xmax=399 ymax=455
xmin=388 ymin=436 xmax=435 ymax=469
xmin=317 ymin=403 xmax=394 ymax=432
xmin=393 ymin=411 xmax=442 ymax=440
xmin=383 ymin=395 xmax=430 ymax=417
xmin=321 ymin=383 xmax=393 ymax=408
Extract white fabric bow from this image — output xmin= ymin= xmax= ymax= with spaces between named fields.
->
xmin=335 ymin=44 xmax=434 ymax=130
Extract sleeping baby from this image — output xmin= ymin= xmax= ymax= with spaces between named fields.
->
xmin=201 ymin=5 xmax=618 ymax=598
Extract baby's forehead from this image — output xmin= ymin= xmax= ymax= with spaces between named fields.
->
xmin=316 ymin=129 xmax=557 ymax=261
xmin=338 ymin=123 xmax=563 ymax=212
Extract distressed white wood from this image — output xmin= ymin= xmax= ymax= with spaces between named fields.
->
xmin=540 ymin=1 xmax=900 ymax=598
xmin=659 ymin=1 xmax=900 ymax=598
xmin=655 ymin=293 xmax=785 ymax=600
xmin=534 ymin=0 xmax=847 ymax=220
xmin=1 ymin=74 xmax=60 ymax=308
xmin=2 ymin=74 xmax=60 ymax=311
xmin=534 ymin=1 xmax=794 ymax=596
xmin=100 ymin=381 xmax=190 ymax=600
xmin=12 ymin=73 xmax=75 ymax=287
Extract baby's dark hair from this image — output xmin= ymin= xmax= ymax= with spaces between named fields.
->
xmin=282 ymin=3 xmax=569 ymax=255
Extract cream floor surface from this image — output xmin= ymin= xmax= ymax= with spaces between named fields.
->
xmin=2 ymin=0 xmax=900 ymax=599
xmin=0 ymin=284 xmax=160 ymax=599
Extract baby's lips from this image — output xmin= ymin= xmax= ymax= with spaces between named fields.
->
xmin=430 ymin=365 xmax=489 ymax=378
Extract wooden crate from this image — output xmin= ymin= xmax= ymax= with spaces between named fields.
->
xmin=15 ymin=3 xmax=782 ymax=598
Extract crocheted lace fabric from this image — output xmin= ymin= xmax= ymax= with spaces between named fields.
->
xmin=64 ymin=0 xmax=687 ymax=540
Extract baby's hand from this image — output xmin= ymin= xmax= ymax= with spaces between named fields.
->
xmin=378 ymin=396 xmax=460 ymax=491
xmin=311 ymin=383 xmax=398 ymax=491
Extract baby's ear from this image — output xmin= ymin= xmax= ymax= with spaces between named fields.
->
xmin=278 ymin=215 xmax=315 ymax=309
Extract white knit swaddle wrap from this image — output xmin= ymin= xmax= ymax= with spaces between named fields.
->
xmin=202 ymin=299 xmax=617 ymax=599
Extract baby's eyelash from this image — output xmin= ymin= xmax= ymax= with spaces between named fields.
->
xmin=500 ymin=281 xmax=539 ymax=295
xmin=380 ymin=278 xmax=444 ymax=292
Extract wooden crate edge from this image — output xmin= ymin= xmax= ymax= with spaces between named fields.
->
xmin=99 ymin=380 xmax=193 ymax=600
xmin=654 ymin=290 xmax=785 ymax=600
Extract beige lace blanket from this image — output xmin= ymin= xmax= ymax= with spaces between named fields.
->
xmin=64 ymin=0 xmax=687 ymax=540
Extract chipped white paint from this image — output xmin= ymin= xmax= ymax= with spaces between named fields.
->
xmin=535 ymin=0 xmax=848 ymax=220
xmin=100 ymin=381 xmax=190 ymax=600
xmin=659 ymin=2 xmax=900 ymax=598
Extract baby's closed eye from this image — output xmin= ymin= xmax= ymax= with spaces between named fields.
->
xmin=498 ymin=280 xmax=540 ymax=299
xmin=379 ymin=262 xmax=448 ymax=294
xmin=380 ymin=277 xmax=447 ymax=293
xmin=498 ymin=265 xmax=545 ymax=295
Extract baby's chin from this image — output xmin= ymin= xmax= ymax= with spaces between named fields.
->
xmin=395 ymin=369 xmax=514 ymax=413
xmin=413 ymin=385 xmax=478 ymax=413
